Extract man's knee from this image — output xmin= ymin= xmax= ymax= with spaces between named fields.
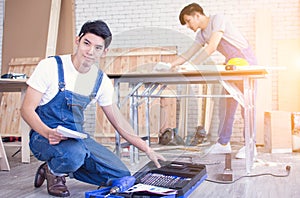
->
xmin=51 ymin=151 xmax=87 ymax=173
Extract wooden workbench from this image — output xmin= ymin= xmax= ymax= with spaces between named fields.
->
xmin=0 ymin=79 xmax=29 ymax=171
xmin=109 ymin=66 xmax=269 ymax=173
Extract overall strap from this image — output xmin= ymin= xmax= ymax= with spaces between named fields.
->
xmin=52 ymin=56 xmax=66 ymax=91
xmin=89 ymin=70 xmax=104 ymax=99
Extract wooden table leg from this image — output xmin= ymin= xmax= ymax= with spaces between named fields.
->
xmin=20 ymin=88 xmax=30 ymax=163
xmin=0 ymin=135 xmax=10 ymax=171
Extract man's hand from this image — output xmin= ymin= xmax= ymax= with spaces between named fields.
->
xmin=48 ymin=128 xmax=68 ymax=145
xmin=145 ymin=148 xmax=166 ymax=168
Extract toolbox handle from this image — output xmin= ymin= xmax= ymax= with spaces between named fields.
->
xmin=166 ymin=162 xmax=187 ymax=169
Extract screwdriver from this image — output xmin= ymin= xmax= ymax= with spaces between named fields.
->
xmin=105 ymin=176 xmax=136 ymax=197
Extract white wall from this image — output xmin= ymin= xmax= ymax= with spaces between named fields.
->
xmin=0 ymin=0 xmax=299 ymax=142
xmin=74 ymin=0 xmax=299 ymax=62
xmin=1 ymin=0 xmax=299 ymax=80
xmin=73 ymin=0 xmax=300 ymax=141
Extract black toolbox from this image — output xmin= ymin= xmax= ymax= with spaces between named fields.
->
xmin=118 ymin=160 xmax=207 ymax=197
xmin=85 ymin=160 xmax=207 ymax=198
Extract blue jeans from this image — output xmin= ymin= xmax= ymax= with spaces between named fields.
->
xmin=217 ymin=82 xmax=244 ymax=144
xmin=216 ymin=40 xmax=257 ymax=144
xmin=30 ymin=131 xmax=130 ymax=185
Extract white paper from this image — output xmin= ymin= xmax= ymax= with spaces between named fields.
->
xmin=57 ymin=125 xmax=88 ymax=139
xmin=125 ymin=183 xmax=177 ymax=196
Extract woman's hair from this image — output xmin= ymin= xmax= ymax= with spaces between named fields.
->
xmin=179 ymin=3 xmax=205 ymax=25
xmin=78 ymin=20 xmax=112 ymax=49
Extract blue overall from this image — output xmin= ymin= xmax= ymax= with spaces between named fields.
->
xmin=216 ymin=39 xmax=257 ymax=144
xmin=29 ymin=56 xmax=130 ymax=186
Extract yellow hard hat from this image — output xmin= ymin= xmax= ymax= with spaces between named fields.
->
xmin=226 ymin=58 xmax=249 ymax=66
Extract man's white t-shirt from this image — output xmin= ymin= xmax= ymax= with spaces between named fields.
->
xmin=27 ymin=55 xmax=114 ymax=106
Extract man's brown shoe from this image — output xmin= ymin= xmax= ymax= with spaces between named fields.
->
xmin=44 ymin=164 xmax=70 ymax=197
xmin=34 ymin=162 xmax=47 ymax=188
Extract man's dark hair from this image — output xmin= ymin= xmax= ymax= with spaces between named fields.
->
xmin=179 ymin=3 xmax=205 ymax=25
xmin=78 ymin=20 xmax=112 ymax=49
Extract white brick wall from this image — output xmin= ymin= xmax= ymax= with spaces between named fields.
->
xmin=74 ymin=0 xmax=300 ymax=142
xmin=0 ymin=0 xmax=299 ymax=142
xmin=75 ymin=0 xmax=195 ymax=53
xmin=0 ymin=0 xmax=298 ymax=72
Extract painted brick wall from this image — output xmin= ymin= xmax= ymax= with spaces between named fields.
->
xmin=0 ymin=0 xmax=299 ymax=143
xmin=73 ymin=0 xmax=300 ymax=142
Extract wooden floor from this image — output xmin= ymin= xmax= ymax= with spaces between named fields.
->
xmin=1 ymin=142 xmax=300 ymax=198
